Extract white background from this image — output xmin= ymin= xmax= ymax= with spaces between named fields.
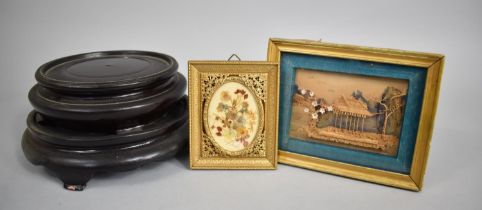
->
xmin=1 ymin=0 xmax=481 ymax=209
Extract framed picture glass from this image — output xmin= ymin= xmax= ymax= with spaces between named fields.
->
xmin=268 ymin=38 xmax=444 ymax=190
xmin=189 ymin=61 xmax=279 ymax=169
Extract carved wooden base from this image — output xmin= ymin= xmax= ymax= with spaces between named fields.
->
xmin=22 ymin=51 xmax=188 ymax=190
xmin=22 ymin=121 xmax=187 ymax=190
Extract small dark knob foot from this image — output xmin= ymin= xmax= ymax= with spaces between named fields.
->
xmin=63 ymin=184 xmax=86 ymax=191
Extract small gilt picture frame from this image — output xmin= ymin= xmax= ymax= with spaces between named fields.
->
xmin=189 ymin=61 xmax=279 ymax=169
xmin=268 ymin=38 xmax=444 ymax=190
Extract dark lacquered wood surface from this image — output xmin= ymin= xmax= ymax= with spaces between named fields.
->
xmin=35 ymin=51 xmax=178 ymax=94
xmin=22 ymin=51 xmax=187 ymax=191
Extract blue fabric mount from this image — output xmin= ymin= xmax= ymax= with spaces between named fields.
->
xmin=278 ymin=52 xmax=426 ymax=174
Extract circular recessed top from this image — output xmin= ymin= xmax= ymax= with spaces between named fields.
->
xmin=35 ymin=50 xmax=178 ymax=94
xmin=28 ymin=73 xmax=187 ymax=121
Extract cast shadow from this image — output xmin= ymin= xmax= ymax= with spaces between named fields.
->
xmin=174 ymin=145 xmax=189 ymax=169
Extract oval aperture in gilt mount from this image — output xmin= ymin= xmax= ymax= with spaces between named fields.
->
xmin=207 ymin=82 xmax=260 ymax=152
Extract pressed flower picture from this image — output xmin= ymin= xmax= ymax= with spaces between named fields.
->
xmin=207 ymin=82 xmax=259 ymax=152
xmin=189 ymin=61 xmax=278 ymax=169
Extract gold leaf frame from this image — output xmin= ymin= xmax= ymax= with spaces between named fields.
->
xmin=267 ymin=38 xmax=444 ymax=191
xmin=189 ymin=61 xmax=279 ymax=169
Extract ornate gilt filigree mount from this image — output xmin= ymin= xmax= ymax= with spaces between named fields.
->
xmin=189 ymin=61 xmax=278 ymax=169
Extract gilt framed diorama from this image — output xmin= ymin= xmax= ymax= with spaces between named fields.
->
xmin=189 ymin=61 xmax=279 ymax=169
xmin=267 ymin=38 xmax=444 ymax=190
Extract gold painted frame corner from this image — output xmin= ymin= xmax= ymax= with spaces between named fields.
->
xmin=188 ymin=61 xmax=279 ymax=169
xmin=267 ymin=38 xmax=444 ymax=191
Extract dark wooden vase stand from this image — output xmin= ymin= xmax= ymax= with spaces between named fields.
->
xmin=22 ymin=51 xmax=188 ymax=191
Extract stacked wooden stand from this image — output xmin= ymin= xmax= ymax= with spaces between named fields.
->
xmin=22 ymin=51 xmax=188 ymax=191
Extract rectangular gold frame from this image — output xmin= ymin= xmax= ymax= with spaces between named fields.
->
xmin=189 ymin=61 xmax=279 ymax=169
xmin=267 ymin=38 xmax=444 ymax=191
